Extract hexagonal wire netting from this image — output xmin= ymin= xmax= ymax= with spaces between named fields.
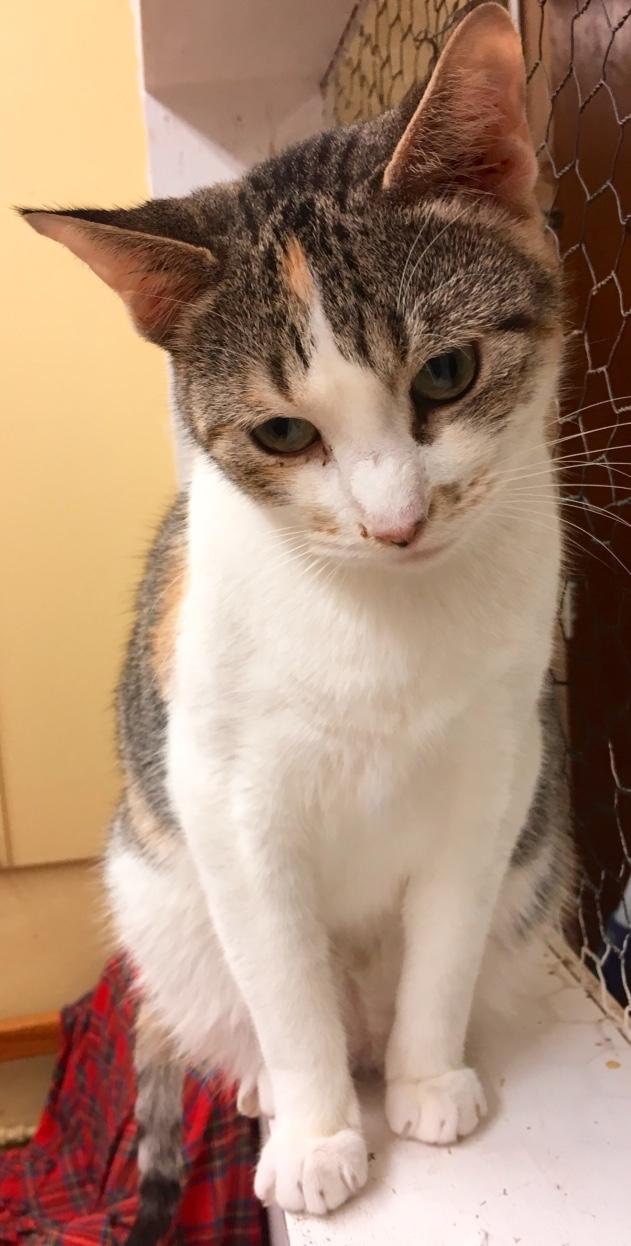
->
xmin=322 ymin=0 xmax=631 ymax=1030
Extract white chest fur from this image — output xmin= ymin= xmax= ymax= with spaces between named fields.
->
xmin=167 ymin=456 xmax=559 ymax=930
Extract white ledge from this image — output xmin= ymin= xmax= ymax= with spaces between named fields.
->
xmin=269 ymin=941 xmax=630 ymax=1246
xmin=140 ymin=0 xmax=354 ymax=91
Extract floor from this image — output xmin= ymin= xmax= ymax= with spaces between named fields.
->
xmin=269 ymin=940 xmax=631 ymax=1246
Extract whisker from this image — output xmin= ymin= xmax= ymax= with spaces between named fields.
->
xmin=494 ymin=444 xmax=631 ymax=483
xmin=506 ymin=502 xmax=631 ymax=577
xmin=512 ymin=481 xmax=631 ymax=492
xmin=503 ymin=430 xmax=631 ymax=474
xmin=492 ymin=404 xmax=631 ymax=479
xmin=508 ymin=489 xmax=631 ymax=535
xmin=269 ymin=526 xmax=311 ymax=539
xmin=397 ymin=222 xmax=428 ymax=313
xmin=261 ymin=544 xmax=316 ymax=568
xmin=487 ymin=503 xmax=619 ymax=576
xmin=555 ymin=396 xmax=631 ymax=432
xmin=119 ymin=287 xmax=204 ymax=312
xmin=399 ymin=202 xmax=473 ymax=311
xmin=558 ymin=498 xmax=631 ymax=533
xmin=496 ymin=458 xmax=631 ymax=489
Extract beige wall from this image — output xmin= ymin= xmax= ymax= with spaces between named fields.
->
xmin=0 ymin=0 xmax=175 ymax=872
xmin=0 ymin=862 xmax=111 ymax=1018
xmin=0 ymin=861 xmax=111 ymax=1126
xmin=0 ymin=1 xmax=174 ymax=1014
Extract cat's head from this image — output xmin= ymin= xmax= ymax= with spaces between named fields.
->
xmin=23 ymin=4 xmax=562 ymax=568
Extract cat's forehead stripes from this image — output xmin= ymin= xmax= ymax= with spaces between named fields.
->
xmin=245 ymin=369 xmax=295 ymax=415
xmin=267 ymin=198 xmax=556 ymax=392
xmin=390 ymin=199 xmax=560 ymax=335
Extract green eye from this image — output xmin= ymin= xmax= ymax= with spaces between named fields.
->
xmin=252 ymin=417 xmax=320 ymax=455
xmin=411 ymin=344 xmax=478 ymax=406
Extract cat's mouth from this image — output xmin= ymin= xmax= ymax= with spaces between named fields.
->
xmin=387 ymin=539 xmax=450 ymax=565
xmin=307 ymin=532 xmax=452 ymax=567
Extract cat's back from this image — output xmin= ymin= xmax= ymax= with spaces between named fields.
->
xmin=111 ymin=493 xmax=188 ymax=862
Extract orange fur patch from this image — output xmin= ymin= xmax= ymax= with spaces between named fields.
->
xmin=281 ymin=235 xmax=313 ymax=303
xmin=126 ymin=775 xmax=177 ymax=865
xmin=150 ymin=540 xmax=186 ymax=699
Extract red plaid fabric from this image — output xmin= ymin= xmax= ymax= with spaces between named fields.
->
xmin=0 ymin=958 xmax=265 ymax=1246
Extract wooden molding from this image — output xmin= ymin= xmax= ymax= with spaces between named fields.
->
xmin=0 ymin=1011 xmax=62 ymax=1062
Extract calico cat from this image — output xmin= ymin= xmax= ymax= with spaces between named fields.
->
xmin=23 ymin=4 xmax=570 ymax=1238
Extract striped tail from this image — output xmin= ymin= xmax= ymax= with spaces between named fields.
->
xmin=127 ymin=1005 xmax=184 ymax=1246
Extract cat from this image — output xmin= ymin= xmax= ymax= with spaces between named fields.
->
xmin=23 ymin=3 xmax=571 ymax=1239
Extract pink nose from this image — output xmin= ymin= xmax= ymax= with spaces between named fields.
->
xmin=370 ymin=517 xmax=426 ymax=548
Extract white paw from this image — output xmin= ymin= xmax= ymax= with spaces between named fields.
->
xmin=385 ymin=1067 xmax=487 ymax=1145
xmin=255 ymin=1124 xmax=368 ymax=1214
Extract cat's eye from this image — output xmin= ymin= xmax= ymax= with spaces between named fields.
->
xmin=411 ymin=344 xmax=478 ymax=406
xmin=252 ymin=417 xmax=320 ymax=455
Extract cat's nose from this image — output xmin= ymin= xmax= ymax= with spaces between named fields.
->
xmin=371 ymin=517 xmax=426 ymax=548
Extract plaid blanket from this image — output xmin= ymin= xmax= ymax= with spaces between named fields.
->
xmin=0 ymin=958 xmax=265 ymax=1246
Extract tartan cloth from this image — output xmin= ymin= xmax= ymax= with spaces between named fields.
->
xmin=0 ymin=958 xmax=265 ymax=1246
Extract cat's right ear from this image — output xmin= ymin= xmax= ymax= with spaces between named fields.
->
xmin=19 ymin=207 xmax=217 ymax=347
xmin=383 ymin=4 xmax=537 ymax=216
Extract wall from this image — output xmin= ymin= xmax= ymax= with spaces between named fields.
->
xmin=0 ymin=0 xmax=174 ymax=1012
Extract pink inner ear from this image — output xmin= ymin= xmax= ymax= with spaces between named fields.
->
xmin=88 ymin=247 xmax=199 ymax=338
xmin=23 ymin=211 xmax=215 ymax=342
xmin=120 ymin=268 xmax=185 ymax=337
xmin=468 ymin=29 xmax=537 ymax=192
xmin=384 ymin=6 xmax=537 ymax=212
xmin=449 ymin=69 xmax=537 ymax=200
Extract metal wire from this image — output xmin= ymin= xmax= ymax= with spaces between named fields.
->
xmin=322 ymin=0 xmax=631 ymax=1032
xmin=322 ymin=0 xmax=472 ymax=123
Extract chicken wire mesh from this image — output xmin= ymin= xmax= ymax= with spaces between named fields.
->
xmin=322 ymin=0 xmax=631 ymax=1030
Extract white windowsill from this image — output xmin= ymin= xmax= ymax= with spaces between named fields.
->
xmin=269 ymin=940 xmax=630 ymax=1246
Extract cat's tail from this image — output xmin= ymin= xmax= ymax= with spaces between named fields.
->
xmin=127 ymin=1004 xmax=184 ymax=1246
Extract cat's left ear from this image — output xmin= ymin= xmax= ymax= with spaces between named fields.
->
xmin=384 ymin=3 xmax=537 ymax=216
xmin=20 ymin=207 xmax=217 ymax=347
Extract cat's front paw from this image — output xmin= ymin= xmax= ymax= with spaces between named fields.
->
xmin=255 ymin=1123 xmax=368 ymax=1214
xmin=385 ymin=1067 xmax=487 ymax=1145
